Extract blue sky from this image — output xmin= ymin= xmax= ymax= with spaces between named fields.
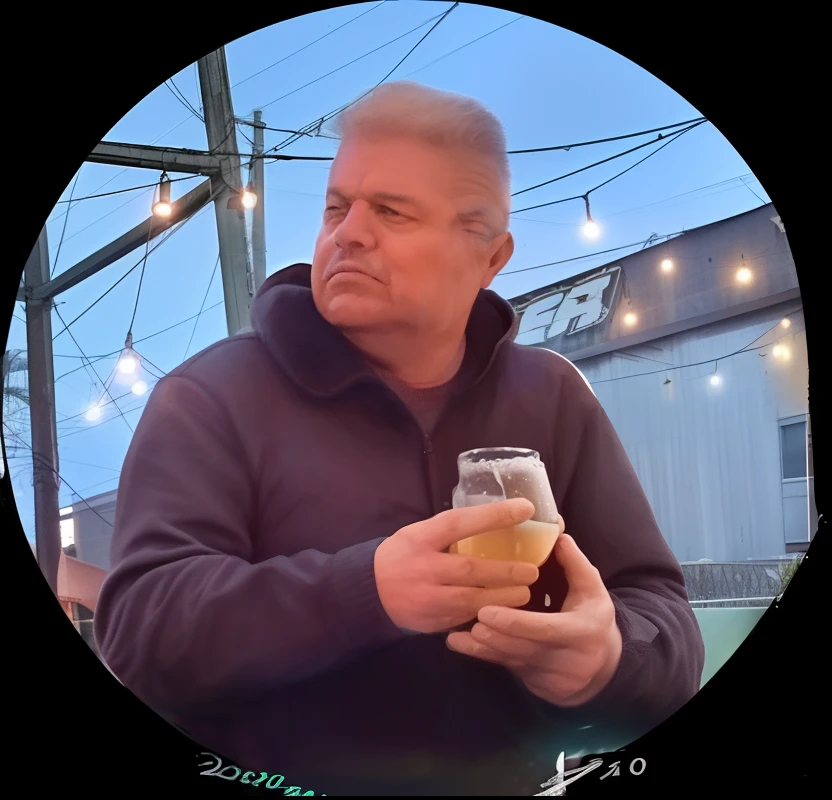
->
xmin=3 ymin=1 xmax=770 ymax=542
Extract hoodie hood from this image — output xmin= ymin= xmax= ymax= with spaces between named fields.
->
xmin=249 ymin=263 xmax=519 ymax=398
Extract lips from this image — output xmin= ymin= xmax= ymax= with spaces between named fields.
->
xmin=326 ymin=262 xmax=378 ymax=281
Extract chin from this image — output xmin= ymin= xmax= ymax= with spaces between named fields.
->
xmin=315 ymin=293 xmax=392 ymax=331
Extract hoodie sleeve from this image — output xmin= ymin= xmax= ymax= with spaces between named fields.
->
xmin=547 ymin=360 xmax=705 ymax=728
xmin=94 ymin=373 xmax=406 ymax=716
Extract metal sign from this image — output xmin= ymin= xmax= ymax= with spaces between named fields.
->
xmin=513 ymin=266 xmax=622 ymax=347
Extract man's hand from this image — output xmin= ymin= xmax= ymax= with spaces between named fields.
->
xmin=375 ymin=498 xmax=540 ymax=634
xmin=446 ymin=533 xmax=623 ymax=707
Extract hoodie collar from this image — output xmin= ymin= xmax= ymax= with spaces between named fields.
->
xmin=250 ymin=263 xmax=518 ymax=399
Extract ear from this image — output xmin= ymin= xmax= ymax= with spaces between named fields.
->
xmin=481 ymin=232 xmax=514 ymax=289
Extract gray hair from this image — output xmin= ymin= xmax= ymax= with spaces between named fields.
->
xmin=330 ymin=81 xmax=511 ymax=226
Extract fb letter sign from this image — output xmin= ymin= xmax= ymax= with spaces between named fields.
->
xmin=514 ymin=267 xmax=621 ymax=347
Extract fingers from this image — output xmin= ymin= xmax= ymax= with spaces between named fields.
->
xmin=437 ymin=584 xmax=532 ymax=622
xmin=446 ymin=631 xmax=525 ymax=668
xmin=551 ymin=534 xmax=606 ymax=596
xmin=476 ymin=605 xmax=585 ymax=645
xmin=414 ymin=498 xmax=536 ymax=552
xmin=428 ymin=552 xmax=539 ymax=588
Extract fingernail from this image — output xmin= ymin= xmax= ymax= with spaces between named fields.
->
xmin=479 ymin=607 xmax=498 ymax=623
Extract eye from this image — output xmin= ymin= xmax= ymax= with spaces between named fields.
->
xmin=377 ymin=205 xmax=401 ymax=217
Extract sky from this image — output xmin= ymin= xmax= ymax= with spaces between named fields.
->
xmin=2 ymin=1 xmax=771 ymax=543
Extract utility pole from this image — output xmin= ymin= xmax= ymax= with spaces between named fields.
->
xmin=198 ymin=49 xmax=253 ymax=335
xmin=24 ymin=228 xmax=62 ymax=595
xmin=251 ymin=109 xmax=267 ymax=293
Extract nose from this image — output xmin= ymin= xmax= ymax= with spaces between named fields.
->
xmin=333 ymin=200 xmax=377 ymax=251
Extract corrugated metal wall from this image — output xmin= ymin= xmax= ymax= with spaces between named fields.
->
xmin=571 ymin=302 xmax=809 ymax=562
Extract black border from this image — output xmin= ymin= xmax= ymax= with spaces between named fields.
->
xmin=4 ymin=3 xmax=820 ymax=793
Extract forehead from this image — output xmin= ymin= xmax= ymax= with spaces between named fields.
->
xmin=328 ymin=136 xmax=505 ymax=213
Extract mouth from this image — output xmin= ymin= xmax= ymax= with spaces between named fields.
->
xmin=326 ymin=262 xmax=380 ymax=282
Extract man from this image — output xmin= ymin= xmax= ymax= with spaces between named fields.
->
xmin=95 ymin=81 xmax=704 ymax=795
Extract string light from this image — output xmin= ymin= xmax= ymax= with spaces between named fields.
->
xmin=661 ymin=258 xmax=674 ymax=273
xmin=773 ymin=344 xmax=791 ymax=361
xmin=85 ymin=404 xmax=102 ymax=422
xmin=241 ymin=182 xmax=258 ymax=210
xmin=117 ymin=332 xmax=140 ymax=375
xmin=780 ymin=318 xmax=792 ymax=329
xmin=709 ymin=374 xmax=723 ymax=387
xmin=131 ymin=380 xmax=148 ymax=396
xmin=736 ymin=267 xmax=752 ymax=283
xmin=624 ymin=312 xmax=638 ymax=326
xmin=581 ymin=195 xmax=600 ymax=239
xmin=152 ymin=172 xmax=172 ymax=218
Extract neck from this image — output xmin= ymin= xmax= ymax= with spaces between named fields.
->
xmin=345 ymin=328 xmax=467 ymax=389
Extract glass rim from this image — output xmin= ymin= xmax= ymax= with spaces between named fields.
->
xmin=458 ymin=447 xmax=541 ymax=462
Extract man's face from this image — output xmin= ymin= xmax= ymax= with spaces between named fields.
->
xmin=311 ymin=135 xmax=514 ymax=338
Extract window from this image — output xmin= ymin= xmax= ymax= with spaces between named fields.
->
xmin=780 ymin=420 xmax=807 ymax=480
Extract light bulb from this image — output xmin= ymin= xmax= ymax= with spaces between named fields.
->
xmin=241 ymin=190 xmax=257 ymax=210
xmin=736 ymin=267 xmax=752 ymax=283
xmin=773 ymin=345 xmax=791 ymax=360
xmin=661 ymin=258 xmax=674 ymax=273
xmin=780 ymin=318 xmax=792 ymax=329
xmin=152 ymin=201 xmax=172 ymax=218
xmin=117 ymin=353 xmax=138 ymax=374
xmin=709 ymin=375 xmax=722 ymax=387
xmin=624 ymin=312 xmax=638 ymax=326
xmin=582 ymin=220 xmax=600 ymax=239
xmin=85 ymin=404 xmax=102 ymax=422
xmin=131 ymin=380 xmax=148 ymax=396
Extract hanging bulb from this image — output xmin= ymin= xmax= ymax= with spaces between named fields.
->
xmin=736 ymin=254 xmax=752 ymax=284
xmin=85 ymin=404 xmax=102 ymax=422
xmin=241 ymin=182 xmax=257 ymax=210
xmin=780 ymin=318 xmax=792 ymax=329
xmin=117 ymin=333 xmax=139 ymax=375
xmin=773 ymin=345 xmax=791 ymax=361
xmin=152 ymin=172 xmax=172 ymax=218
xmin=709 ymin=374 xmax=722 ymax=387
xmin=661 ymin=258 xmax=674 ymax=273
xmin=624 ymin=312 xmax=638 ymax=326
xmin=581 ymin=195 xmax=600 ymax=239
xmin=131 ymin=380 xmax=148 ymax=396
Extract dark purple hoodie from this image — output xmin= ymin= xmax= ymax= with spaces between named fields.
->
xmin=94 ymin=264 xmax=703 ymax=794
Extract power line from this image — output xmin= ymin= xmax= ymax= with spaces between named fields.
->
xmin=51 ymin=195 xmax=218 ymax=342
xmin=586 ymin=314 xmax=800 ymax=386
xmin=55 ymin=175 xmax=198 ymax=204
xmin=53 ymin=306 xmax=134 ymax=434
xmin=497 ymin=231 xmax=686 ymax=278
xmin=134 ymin=349 xmax=167 ymax=379
xmin=507 ymin=118 xmax=706 ymax=155
xmin=51 ymin=170 xmax=82 ymax=278
xmin=310 ymin=2 xmax=461 ymax=133
xmin=2 ymin=422 xmax=115 ymax=528
xmin=184 ymin=254 xmax=220 ymax=360
xmin=400 ymin=14 xmax=523 ymax=80
xmin=165 ymin=79 xmax=204 ymax=122
xmin=259 ymin=7 xmax=450 ymax=117
xmin=127 ymin=221 xmax=156 ymax=336
xmin=233 ymin=0 xmax=390 ymax=90
xmin=52 ymin=301 xmax=224 ymax=382
xmin=511 ymin=124 xmax=703 ymax=215
xmin=512 ymin=121 xmax=705 ymax=198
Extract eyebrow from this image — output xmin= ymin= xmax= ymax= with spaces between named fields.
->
xmin=326 ymin=188 xmax=421 ymax=208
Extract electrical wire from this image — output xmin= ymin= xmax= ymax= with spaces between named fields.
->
xmin=308 ymin=2 xmax=461 ymax=134
xmin=133 ymin=350 xmax=167 ymax=379
xmin=184 ymin=254 xmax=220 ymax=360
xmin=55 ymin=175 xmax=198 ymax=204
xmin=2 ymin=423 xmax=115 ymax=528
xmin=400 ymin=14 xmax=523 ymax=80
xmin=53 ymin=306 xmax=134 ymax=434
xmin=512 ymin=121 xmax=706 ymax=198
xmin=51 ymin=170 xmax=82 ymax=278
xmin=51 ymin=192 xmax=219 ymax=342
xmin=233 ymin=0 xmax=390 ymax=90
xmin=127 ymin=221 xmax=155 ymax=336
xmin=497 ymin=231 xmax=686 ymax=278
xmin=52 ymin=301 xmax=225 ymax=382
xmin=259 ymin=7 xmax=450 ymax=117
xmin=165 ymin=79 xmax=204 ymax=122
xmin=586 ymin=314 xmax=801 ymax=386
xmin=511 ymin=125 xmax=704 ymax=215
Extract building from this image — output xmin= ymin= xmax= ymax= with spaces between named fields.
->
xmin=509 ymin=203 xmax=815 ymax=565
